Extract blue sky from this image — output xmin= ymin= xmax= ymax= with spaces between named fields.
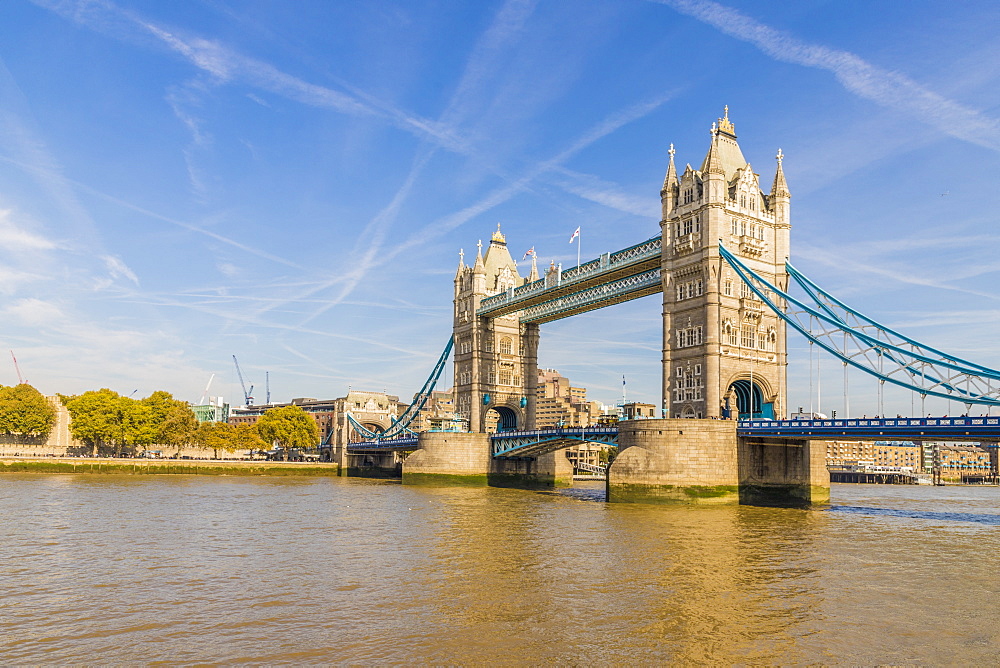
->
xmin=1 ymin=0 xmax=999 ymax=416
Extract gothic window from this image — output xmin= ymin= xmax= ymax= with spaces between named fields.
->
xmin=740 ymin=195 xmax=747 ymax=208
xmin=696 ymin=279 xmax=703 ymax=295
xmin=731 ymin=219 xmax=739 ymax=236
xmin=724 ymin=278 xmax=733 ymax=296
xmin=674 ymin=222 xmax=681 ymax=237
xmin=676 ymin=285 xmax=684 ymax=301
xmin=682 ymin=218 xmax=693 ymax=235
xmin=499 ymin=337 xmax=512 ymax=355
xmin=676 ymin=367 xmax=684 ymax=378
xmin=485 ymin=338 xmax=494 ymax=352
xmin=694 ymin=215 xmax=701 ymax=233
xmin=499 ymin=369 xmax=512 ymax=385
xmin=487 ymin=369 xmax=496 ymax=384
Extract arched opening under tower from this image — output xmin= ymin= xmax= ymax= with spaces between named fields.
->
xmin=349 ymin=422 xmax=385 ymax=442
xmin=484 ymin=406 xmax=518 ymax=433
xmin=726 ymin=379 xmax=774 ymax=420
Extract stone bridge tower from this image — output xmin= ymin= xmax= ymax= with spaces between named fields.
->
xmin=453 ymin=226 xmax=540 ymax=433
xmin=660 ymin=108 xmax=790 ymax=419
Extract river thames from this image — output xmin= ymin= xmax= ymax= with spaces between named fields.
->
xmin=1 ymin=474 xmax=998 ymax=665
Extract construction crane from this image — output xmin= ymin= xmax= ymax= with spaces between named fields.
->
xmin=198 ymin=373 xmax=215 ymax=405
xmin=232 ymin=355 xmax=254 ymax=406
xmin=9 ymin=350 xmax=25 ymax=385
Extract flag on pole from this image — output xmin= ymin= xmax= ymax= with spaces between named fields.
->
xmin=569 ymin=226 xmax=580 ymax=243
xmin=521 ymin=247 xmax=535 ymax=260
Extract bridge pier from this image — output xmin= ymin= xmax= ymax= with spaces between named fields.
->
xmin=607 ymin=419 xmax=828 ymax=507
xmin=402 ymin=432 xmax=491 ymax=486
xmin=402 ymin=432 xmax=573 ymax=489
xmin=488 ymin=449 xmax=574 ymax=489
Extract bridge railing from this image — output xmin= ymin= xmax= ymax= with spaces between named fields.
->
xmin=740 ymin=416 xmax=1000 ymax=431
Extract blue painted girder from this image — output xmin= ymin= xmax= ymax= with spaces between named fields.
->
xmin=491 ymin=427 xmax=619 ymax=457
xmin=740 ymin=416 xmax=1000 ymax=441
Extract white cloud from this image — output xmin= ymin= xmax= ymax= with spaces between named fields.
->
xmin=102 ymin=255 xmax=139 ymax=285
xmin=4 ymin=298 xmax=65 ymax=326
xmin=657 ymin=0 xmax=1000 ymax=152
xmin=0 ymin=208 xmax=55 ymax=251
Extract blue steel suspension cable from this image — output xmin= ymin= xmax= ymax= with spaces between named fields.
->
xmin=718 ymin=243 xmax=1000 ymax=405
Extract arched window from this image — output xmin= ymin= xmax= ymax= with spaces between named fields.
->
xmin=499 ymin=337 xmax=512 ymax=355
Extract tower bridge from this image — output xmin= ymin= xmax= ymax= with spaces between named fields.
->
xmin=338 ymin=108 xmax=1000 ymax=505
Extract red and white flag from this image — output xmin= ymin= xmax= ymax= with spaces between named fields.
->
xmin=569 ymin=226 xmax=580 ymax=243
xmin=521 ymin=247 xmax=535 ymax=260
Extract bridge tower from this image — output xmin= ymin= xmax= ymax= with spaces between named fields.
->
xmin=453 ymin=225 xmax=540 ymax=433
xmin=660 ymin=107 xmax=790 ymax=420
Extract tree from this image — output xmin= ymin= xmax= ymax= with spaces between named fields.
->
xmin=64 ymin=389 xmax=157 ymax=457
xmin=231 ymin=423 xmax=267 ymax=457
xmin=0 ymin=384 xmax=56 ymax=443
xmin=64 ymin=389 xmax=127 ymax=456
xmin=142 ymin=391 xmax=198 ymax=456
xmin=195 ymin=421 xmax=268 ymax=459
xmin=256 ymin=405 xmax=319 ymax=461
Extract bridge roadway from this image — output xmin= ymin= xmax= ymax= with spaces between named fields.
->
xmin=337 ymin=416 xmax=999 ymax=457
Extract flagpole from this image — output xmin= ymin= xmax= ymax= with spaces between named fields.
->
xmin=577 ymin=228 xmax=581 ymax=267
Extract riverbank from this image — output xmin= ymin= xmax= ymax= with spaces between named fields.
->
xmin=0 ymin=457 xmax=340 ymax=477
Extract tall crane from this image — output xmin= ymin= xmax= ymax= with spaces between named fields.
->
xmin=232 ymin=355 xmax=254 ymax=406
xmin=198 ymin=373 xmax=215 ymax=405
xmin=9 ymin=351 xmax=25 ymax=385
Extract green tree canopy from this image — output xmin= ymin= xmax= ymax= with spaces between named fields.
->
xmin=142 ymin=391 xmax=198 ymax=454
xmin=64 ymin=389 xmax=158 ymax=456
xmin=256 ymin=405 xmax=319 ymax=460
xmin=195 ymin=421 xmax=268 ymax=459
xmin=231 ymin=423 xmax=268 ymax=455
xmin=0 ymin=384 xmax=56 ymax=442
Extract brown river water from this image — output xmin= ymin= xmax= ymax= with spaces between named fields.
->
xmin=1 ymin=474 xmax=998 ymax=665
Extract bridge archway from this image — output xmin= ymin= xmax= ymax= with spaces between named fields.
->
xmin=484 ymin=406 xmax=519 ymax=433
xmin=349 ymin=421 xmax=386 ymax=442
xmin=725 ymin=379 xmax=774 ymax=420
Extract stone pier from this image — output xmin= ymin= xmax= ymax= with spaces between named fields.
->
xmin=402 ymin=432 xmax=573 ymax=489
xmin=488 ymin=448 xmax=574 ymax=489
xmin=402 ymin=432 xmax=492 ymax=486
xmin=607 ymin=418 xmax=828 ymax=506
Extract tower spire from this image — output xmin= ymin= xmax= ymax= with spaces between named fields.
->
xmin=771 ymin=148 xmax=790 ymax=198
xmin=473 ymin=239 xmax=485 ymax=273
xmin=703 ymin=131 xmax=724 ymax=176
xmin=527 ymin=254 xmax=539 ymax=282
xmin=662 ymin=143 xmax=678 ymax=192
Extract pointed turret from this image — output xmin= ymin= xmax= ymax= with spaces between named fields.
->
xmin=703 ymin=129 xmax=725 ymax=176
xmin=660 ymin=143 xmax=678 ymax=219
xmin=455 ymin=248 xmax=466 ymax=278
xmin=527 ymin=254 xmax=539 ymax=282
xmin=770 ymin=148 xmax=790 ymax=199
xmin=473 ymin=239 xmax=485 ymax=274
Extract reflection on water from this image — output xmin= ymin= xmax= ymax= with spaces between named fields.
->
xmin=0 ymin=475 xmax=998 ymax=664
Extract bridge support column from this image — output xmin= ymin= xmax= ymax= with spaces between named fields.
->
xmin=737 ymin=437 xmax=829 ymax=506
xmin=608 ymin=419 xmax=740 ymax=504
xmin=402 ymin=432 xmax=491 ymax=486
xmin=489 ymin=447 xmax=573 ymax=489
xmin=607 ymin=419 xmax=828 ymax=506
